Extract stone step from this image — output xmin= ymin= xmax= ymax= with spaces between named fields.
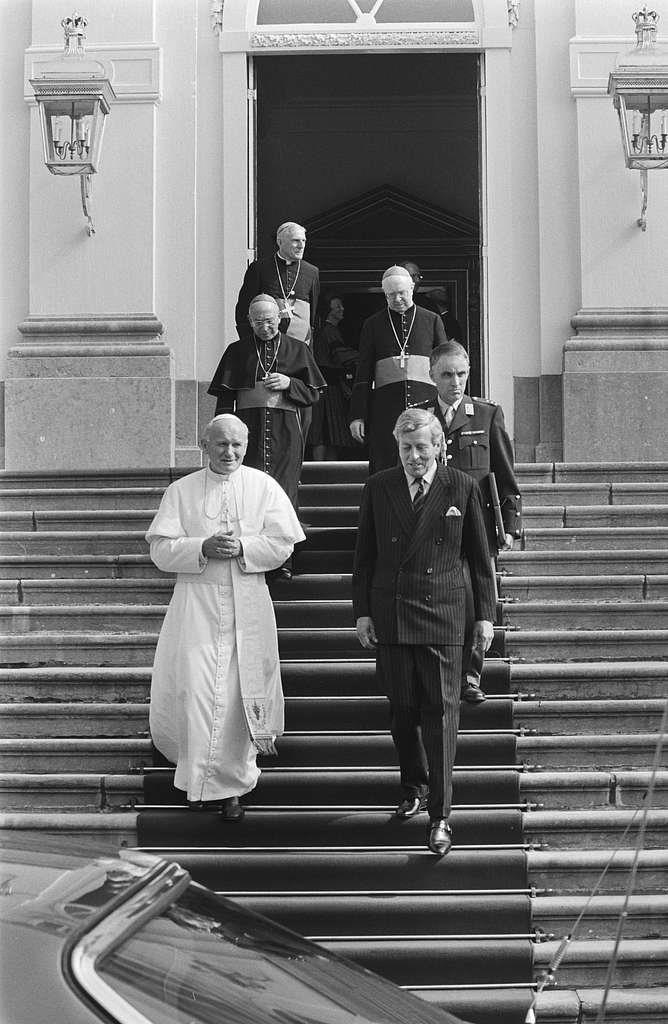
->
xmin=4 ymin=766 xmax=666 ymax=814
xmin=0 ymin=531 xmax=148 ymax=556
xmin=0 ymin=810 xmax=137 ymax=853
xmin=522 ymin=770 xmax=668 ymax=810
xmin=531 ymin=937 xmax=668 ymax=988
xmin=553 ymin=462 xmax=668 ymax=484
xmin=0 ymin=510 xmax=154 ymax=532
xmin=533 ymin=987 xmax=668 ymax=1024
xmin=503 ymin=600 xmax=668 ymax=630
xmin=2 ymin=598 xmax=396 ymax=634
xmin=0 ymin=770 xmax=516 ymax=806
xmin=514 ymin=698 xmax=668 ymax=734
xmin=500 ymin=574 xmax=668 ymax=602
xmin=564 ymin=504 xmax=668 ymax=528
xmin=517 ymin=733 xmax=668 ymax=770
xmin=533 ymin=894 xmax=668 ymax=940
xmin=7 ymin=660 xmax=658 ymax=706
xmin=2 ymin=694 xmax=662 ymax=739
xmin=0 ymin=728 xmax=663 ymax=776
xmin=510 ymin=662 xmax=668 ymax=700
xmin=0 ymin=553 xmax=157 ymax=579
xmin=500 ymin=548 xmax=668 ymax=576
xmin=522 ymin=527 xmax=668 ymax=551
xmin=527 ymin=849 xmax=668 ymax=895
xmin=0 ymin=487 xmax=167 ymax=511
xmin=0 ymin=573 xmax=357 ymax=606
xmin=524 ymin=807 xmax=668 ymax=849
xmin=0 ymin=696 xmax=508 ymax=737
xmin=0 ymin=773 xmax=141 ymax=811
xmin=506 ymin=628 xmax=668 ymax=661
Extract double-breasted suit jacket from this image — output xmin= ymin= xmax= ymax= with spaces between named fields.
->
xmin=420 ymin=395 xmax=522 ymax=555
xmin=352 ymin=464 xmax=497 ymax=646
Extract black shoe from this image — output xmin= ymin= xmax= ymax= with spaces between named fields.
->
xmin=461 ymin=681 xmax=487 ymax=704
xmin=188 ymin=798 xmax=224 ymax=811
xmin=219 ymin=796 xmax=244 ymax=822
xmin=267 ymin=566 xmax=293 ymax=582
xmin=396 ymin=793 xmax=428 ymax=819
xmin=428 ymin=819 xmax=453 ymax=856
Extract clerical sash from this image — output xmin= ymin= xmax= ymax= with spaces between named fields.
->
xmin=374 ymin=354 xmax=432 ymax=389
xmin=236 ymin=383 xmax=298 ymax=412
xmin=279 ymin=297 xmax=311 ymax=344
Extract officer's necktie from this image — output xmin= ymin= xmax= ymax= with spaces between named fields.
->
xmin=412 ymin=478 xmax=427 ymax=516
xmin=444 ymin=405 xmax=454 ymax=428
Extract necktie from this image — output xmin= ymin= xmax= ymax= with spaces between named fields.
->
xmin=444 ymin=405 xmax=454 ymax=428
xmin=412 ymin=478 xmax=427 ymax=515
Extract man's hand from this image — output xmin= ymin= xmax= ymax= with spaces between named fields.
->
xmin=356 ymin=615 xmax=378 ymax=650
xmin=472 ymin=620 xmax=494 ymax=653
xmin=263 ymin=372 xmax=290 ymax=391
xmin=202 ymin=531 xmax=242 ymax=560
xmin=500 ymin=533 xmax=514 ymax=552
xmin=350 ymin=419 xmax=365 ymax=443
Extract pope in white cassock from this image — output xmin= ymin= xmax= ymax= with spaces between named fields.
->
xmin=145 ymin=414 xmax=305 ymax=821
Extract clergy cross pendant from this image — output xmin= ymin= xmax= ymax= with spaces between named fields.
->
xmin=395 ymin=351 xmax=407 ymax=369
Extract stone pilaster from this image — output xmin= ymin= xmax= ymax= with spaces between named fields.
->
xmin=5 ymin=315 xmax=174 ymax=470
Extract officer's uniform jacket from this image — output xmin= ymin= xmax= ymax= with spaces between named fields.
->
xmin=420 ymin=394 xmax=522 ymax=554
xmin=352 ymin=464 xmax=497 ymax=646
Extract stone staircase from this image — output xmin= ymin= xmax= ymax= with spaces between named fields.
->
xmin=1 ymin=461 xmax=668 ymax=1023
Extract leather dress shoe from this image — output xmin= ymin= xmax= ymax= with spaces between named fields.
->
xmin=428 ymin=819 xmax=453 ymax=856
xmin=461 ymin=681 xmax=487 ymax=704
xmin=219 ymin=796 xmax=244 ymax=822
xmin=267 ymin=566 xmax=292 ymax=582
xmin=395 ymin=793 xmax=428 ymax=819
xmin=188 ymin=798 xmax=223 ymax=811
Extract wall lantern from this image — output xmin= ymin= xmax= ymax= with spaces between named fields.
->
xmin=29 ymin=12 xmax=116 ymax=236
xmin=608 ymin=7 xmax=668 ymax=230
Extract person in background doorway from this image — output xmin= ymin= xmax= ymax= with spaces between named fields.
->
xmin=401 ymin=261 xmax=463 ymax=342
xmin=310 ymin=294 xmax=359 ymax=460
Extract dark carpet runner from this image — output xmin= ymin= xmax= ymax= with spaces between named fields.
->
xmin=137 ymin=463 xmax=534 ymax=1024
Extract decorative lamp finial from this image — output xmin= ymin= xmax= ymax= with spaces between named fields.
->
xmin=632 ymin=7 xmax=659 ymax=50
xmin=61 ymin=11 xmax=88 ymax=56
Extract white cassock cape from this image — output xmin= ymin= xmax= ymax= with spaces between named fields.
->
xmin=146 ymin=465 xmax=305 ymax=802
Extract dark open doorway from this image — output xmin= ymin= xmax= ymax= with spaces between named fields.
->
xmin=255 ymin=51 xmax=482 ymax=395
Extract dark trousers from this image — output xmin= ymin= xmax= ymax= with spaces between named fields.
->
xmin=376 ymin=643 xmax=462 ymax=821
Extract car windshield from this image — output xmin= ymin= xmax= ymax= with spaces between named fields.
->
xmin=94 ymin=882 xmax=455 ymax=1024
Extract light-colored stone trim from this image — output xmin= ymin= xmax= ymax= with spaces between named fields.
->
xmin=248 ymin=29 xmax=480 ymax=50
xmin=24 ymin=44 xmax=162 ymax=104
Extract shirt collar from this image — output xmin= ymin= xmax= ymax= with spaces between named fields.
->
xmin=438 ymin=395 xmax=464 ymax=415
xmin=276 ymin=251 xmax=294 ymax=266
xmin=404 ymin=460 xmax=438 ymax=490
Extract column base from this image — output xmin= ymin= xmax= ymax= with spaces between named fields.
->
xmin=5 ymin=315 xmax=174 ymax=471
xmin=564 ymin=309 xmax=668 ymax=463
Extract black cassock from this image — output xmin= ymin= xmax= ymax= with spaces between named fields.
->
xmin=208 ymin=334 xmax=325 ymax=510
xmin=350 ymin=305 xmax=446 ymax=472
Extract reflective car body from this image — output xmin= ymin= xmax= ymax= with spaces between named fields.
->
xmin=0 ymin=845 xmax=467 ymax=1024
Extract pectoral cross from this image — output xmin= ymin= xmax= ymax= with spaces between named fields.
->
xmin=395 ymin=350 xmax=407 ymax=369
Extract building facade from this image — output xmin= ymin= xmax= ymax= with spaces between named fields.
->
xmin=2 ymin=0 xmax=667 ymax=470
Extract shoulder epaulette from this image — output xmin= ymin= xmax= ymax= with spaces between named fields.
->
xmin=472 ymin=397 xmax=497 ymax=406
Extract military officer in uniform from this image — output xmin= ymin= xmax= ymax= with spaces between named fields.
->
xmin=419 ymin=340 xmax=522 ymax=703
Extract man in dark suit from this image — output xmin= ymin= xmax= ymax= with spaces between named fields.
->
xmin=352 ymin=408 xmax=496 ymax=856
xmin=420 ymin=340 xmax=523 ymax=703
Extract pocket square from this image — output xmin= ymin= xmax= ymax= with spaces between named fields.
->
xmin=446 ymin=506 xmax=462 ymax=517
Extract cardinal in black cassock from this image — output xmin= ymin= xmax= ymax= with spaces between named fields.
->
xmin=208 ymin=295 xmax=325 ymax=513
